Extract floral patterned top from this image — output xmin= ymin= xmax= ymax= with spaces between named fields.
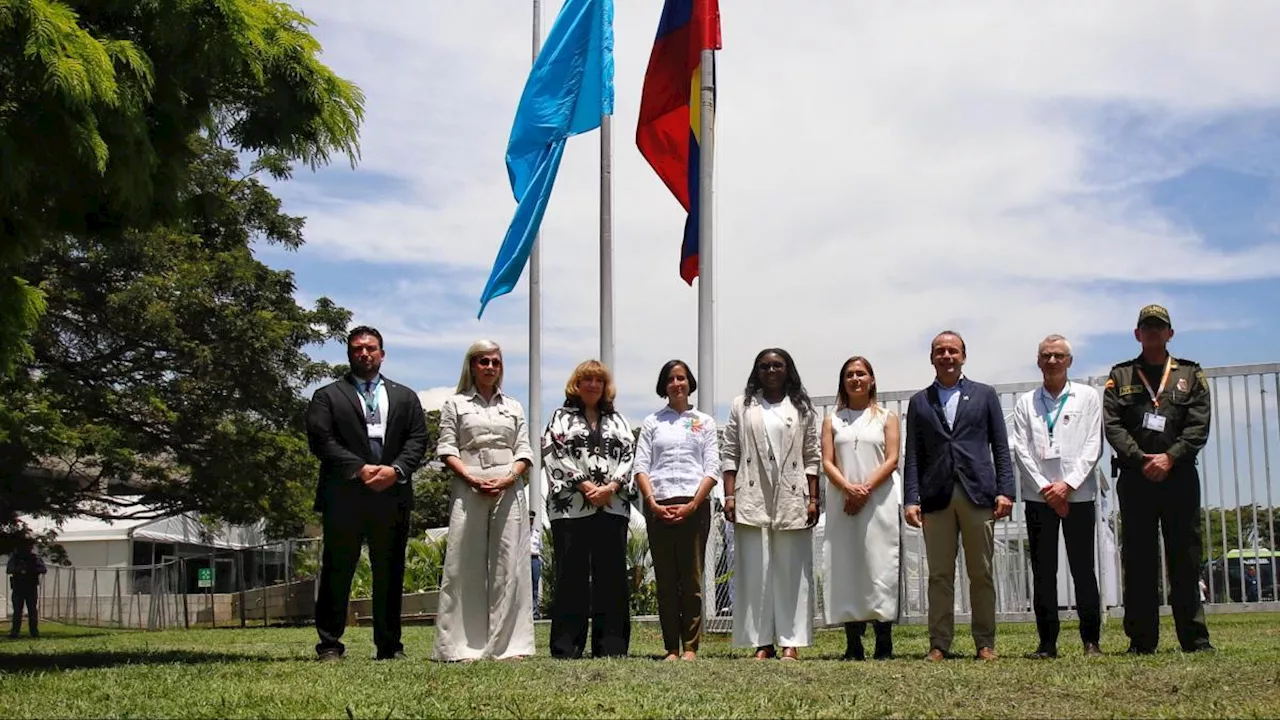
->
xmin=541 ymin=406 xmax=637 ymax=521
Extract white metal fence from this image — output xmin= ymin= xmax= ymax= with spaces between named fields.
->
xmin=699 ymin=361 xmax=1280 ymax=628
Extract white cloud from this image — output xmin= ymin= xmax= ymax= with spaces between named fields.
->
xmin=416 ymin=386 xmax=454 ymax=413
xmin=285 ymin=0 xmax=1280 ymax=420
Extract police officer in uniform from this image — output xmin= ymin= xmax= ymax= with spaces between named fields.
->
xmin=7 ymin=539 xmax=46 ymax=639
xmin=1103 ymin=304 xmax=1213 ymax=654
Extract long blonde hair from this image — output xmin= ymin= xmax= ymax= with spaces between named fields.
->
xmin=455 ymin=339 xmax=503 ymax=393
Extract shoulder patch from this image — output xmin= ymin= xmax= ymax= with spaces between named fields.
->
xmin=1176 ymin=357 xmax=1200 ymax=368
xmin=1119 ymin=385 xmax=1144 ymax=397
xmin=1196 ymin=369 xmax=1209 ymax=390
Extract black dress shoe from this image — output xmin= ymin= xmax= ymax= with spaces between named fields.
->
xmin=376 ymin=650 xmax=408 ymax=661
xmin=316 ymin=649 xmax=344 ymax=662
xmin=1083 ymin=642 xmax=1103 ymax=657
xmin=1126 ymin=645 xmax=1155 ymax=656
xmin=1183 ymin=643 xmax=1215 ymax=654
xmin=843 ymin=643 xmax=866 ymax=661
xmin=1024 ymin=649 xmax=1057 ymax=660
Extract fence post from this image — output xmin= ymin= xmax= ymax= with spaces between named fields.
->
xmin=181 ymin=558 xmax=189 ymax=629
xmin=238 ymin=548 xmax=246 ymax=628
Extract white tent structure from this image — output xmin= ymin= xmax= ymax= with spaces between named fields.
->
xmin=11 ymin=497 xmax=266 ymax=596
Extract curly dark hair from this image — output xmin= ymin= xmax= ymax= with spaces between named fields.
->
xmin=743 ymin=347 xmax=814 ymax=416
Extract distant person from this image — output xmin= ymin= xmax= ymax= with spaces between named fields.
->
xmin=634 ymin=359 xmax=721 ymax=661
xmin=7 ymin=540 xmax=46 ymax=639
xmin=903 ymin=331 xmax=1015 ymax=662
xmin=433 ymin=340 xmax=536 ymax=662
xmin=305 ymin=326 xmax=429 ymax=662
xmin=541 ymin=360 xmax=636 ymax=659
xmin=821 ymin=356 xmax=902 ymax=661
xmin=530 ymin=511 xmax=543 ymax=620
xmin=1103 ymin=305 xmax=1213 ymax=654
xmin=1010 ymin=335 xmax=1104 ymax=659
xmin=723 ymin=348 xmax=821 ymax=661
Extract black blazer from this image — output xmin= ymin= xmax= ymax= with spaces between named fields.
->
xmin=305 ymin=374 xmax=429 ymax=512
xmin=903 ymin=377 xmax=1015 ymax=513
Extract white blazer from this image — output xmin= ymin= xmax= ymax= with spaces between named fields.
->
xmin=722 ymin=394 xmax=820 ymax=530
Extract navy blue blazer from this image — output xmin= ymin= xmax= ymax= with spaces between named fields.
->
xmin=903 ymin=377 xmax=1015 ymax=513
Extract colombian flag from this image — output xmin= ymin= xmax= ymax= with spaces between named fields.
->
xmin=636 ymin=0 xmax=721 ymax=285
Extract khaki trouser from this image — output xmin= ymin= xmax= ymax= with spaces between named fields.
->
xmin=432 ymin=474 xmax=535 ymax=661
xmin=645 ymin=497 xmax=710 ymax=654
xmin=923 ymin=484 xmax=996 ymax=652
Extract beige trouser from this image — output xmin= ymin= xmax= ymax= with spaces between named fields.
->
xmin=431 ymin=473 xmax=535 ymax=661
xmin=923 ymin=484 xmax=996 ymax=652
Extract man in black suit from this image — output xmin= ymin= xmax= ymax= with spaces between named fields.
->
xmin=903 ymin=330 xmax=1015 ymax=662
xmin=306 ymin=326 xmax=428 ymax=661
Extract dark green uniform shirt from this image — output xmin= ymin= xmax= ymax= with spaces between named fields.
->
xmin=1102 ymin=355 xmax=1212 ymax=471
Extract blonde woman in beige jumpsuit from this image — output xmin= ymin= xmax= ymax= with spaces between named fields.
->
xmin=432 ymin=340 xmax=536 ymax=661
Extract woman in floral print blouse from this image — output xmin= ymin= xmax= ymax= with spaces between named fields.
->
xmin=541 ymin=359 xmax=636 ymax=658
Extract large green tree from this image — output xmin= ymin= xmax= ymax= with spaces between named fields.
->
xmin=1 ymin=137 xmax=351 ymax=543
xmin=0 ymin=0 xmax=365 ymax=547
xmin=0 ymin=0 xmax=362 ymax=373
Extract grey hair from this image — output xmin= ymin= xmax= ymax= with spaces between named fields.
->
xmin=455 ymin=339 xmax=503 ymax=392
xmin=1038 ymin=334 xmax=1074 ymax=356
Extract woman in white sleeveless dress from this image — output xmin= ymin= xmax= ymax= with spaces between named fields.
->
xmin=821 ymin=356 xmax=902 ymax=660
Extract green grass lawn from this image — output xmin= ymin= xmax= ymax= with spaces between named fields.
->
xmin=2 ymin=614 xmax=1278 ymax=718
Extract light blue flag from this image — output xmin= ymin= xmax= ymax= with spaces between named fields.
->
xmin=478 ymin=0 xmax=615 ymax=318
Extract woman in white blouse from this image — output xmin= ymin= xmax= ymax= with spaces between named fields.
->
xmin=723 ymin=348 xmax=820 ymax=661
xmin=433 ymin=340 xmax=536 ymax=662
xmin=634 ymin=360 xmax=721 ymax=661
xmin=541 ymin=360 xmax=636 ymax=658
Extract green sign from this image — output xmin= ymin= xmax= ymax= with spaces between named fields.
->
xmin=197 ymin=567 xmax=213 ymax=588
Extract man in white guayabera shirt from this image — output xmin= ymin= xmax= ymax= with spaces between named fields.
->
xmin=1010 ymin=334 xmax=1104 ymax=660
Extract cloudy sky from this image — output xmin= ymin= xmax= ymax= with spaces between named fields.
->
xmin=267 ymin=0 xmax=1280 ymax=425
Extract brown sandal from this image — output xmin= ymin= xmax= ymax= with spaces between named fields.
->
xmin=753 ymin=645 xmax=776 ymax=660
xmin=780 ymin=647 xmax=799 ymax=661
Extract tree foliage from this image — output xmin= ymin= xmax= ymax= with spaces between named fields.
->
xmin=0 ymin=137 xmax=352 ymax=547
xmin=0 ymin=0 xmax=363 ymax=373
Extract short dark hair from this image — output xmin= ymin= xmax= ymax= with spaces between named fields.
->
xmin=347 ymin=325 xmax=384 ymax=351
xmin=656 ymin=359 xmax=697 ymax=398
xmin=932 ymin=330 xmax=966 ymax=355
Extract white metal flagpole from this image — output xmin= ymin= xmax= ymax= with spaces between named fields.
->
xmin=529 ymin=0 xmax=544 ymax=521
xmin=600 ymin=115 xmax=615 ymax=371
xmin=696 ymin=50 xmax=716 ymax=417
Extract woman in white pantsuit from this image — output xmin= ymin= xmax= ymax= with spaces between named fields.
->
xmin=723 ymin=348 xmax=821 ymax=661
xmin=821 ymin=356 xmax=902 ymax=660
xmin=433 ymin=340 xmax=536 ymax=661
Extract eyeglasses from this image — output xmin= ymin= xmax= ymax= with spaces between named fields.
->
xmin=474 ymin=357 xmax=502 ymax=368
xmin=1039 ymin=352 xmax=1070 ymax=361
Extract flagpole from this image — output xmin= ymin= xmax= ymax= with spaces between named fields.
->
xmin=529 ymin=0 xmax=544 ymax=521
xmin=696 ymin=50 xmax=715 ymax=417
xmin=600 ymin=115 xmax=615 ymax=370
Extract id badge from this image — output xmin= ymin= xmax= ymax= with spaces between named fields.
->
xmin=1143 ymin=412 xmax=1167 ymax=432
xmin=1041 ymin=443 xmax=1061 ymax=460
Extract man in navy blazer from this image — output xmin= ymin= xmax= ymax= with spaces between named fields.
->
xmin=904 ymin=331 xmax=1015 ymax=661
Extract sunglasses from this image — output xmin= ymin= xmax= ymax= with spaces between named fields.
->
xmin=474 ymin=357 xmax=502 ymax=368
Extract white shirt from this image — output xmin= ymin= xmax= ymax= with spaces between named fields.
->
xmin=1011 ymin=380 xmax=1103 ymax=503
xmin=633 ymin=406 xmax=721 ymax=501
xmin=530 ymin=524 xmax=543 ymax=557
xmin=352 ymin=375 xmax=389 ymax=440
xmin=759 ymin=396 xmax=793 ymax=459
